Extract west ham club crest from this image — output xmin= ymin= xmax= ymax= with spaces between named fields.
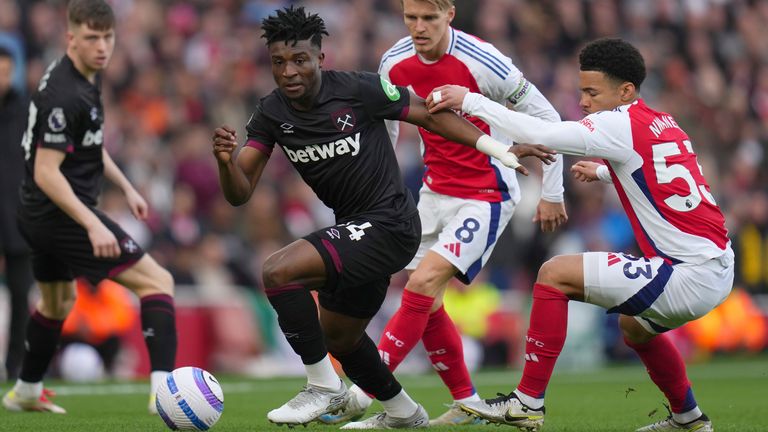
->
xmin=331 ymin=108 xmax=356 ymax=132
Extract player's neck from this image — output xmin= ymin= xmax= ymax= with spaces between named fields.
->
xmin=66 ymin=51 xmax=98 ymax=84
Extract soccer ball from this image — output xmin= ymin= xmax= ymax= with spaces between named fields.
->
xmin=155 ymin=367 xmax=224 ymax=430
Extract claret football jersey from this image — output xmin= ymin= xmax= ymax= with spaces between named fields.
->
xmin=20 ymin=55 xmax=106 ymax=219
xmin=246 ymin=70 xmax=417 ymax=222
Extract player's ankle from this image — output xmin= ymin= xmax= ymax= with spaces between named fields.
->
xmin=15 ymin=379 xmax=43 ymax=399
xmin=514 ymin=389 xmax=544 ymax=410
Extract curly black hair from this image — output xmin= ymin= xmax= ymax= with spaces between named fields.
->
xmin=579 ymin=38 xmax=646 ymax=89
xmin=261 ymin=6 xmax=329 ymax=49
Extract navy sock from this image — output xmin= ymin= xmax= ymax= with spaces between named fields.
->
xmin=266 ymin=286 xmax=327 ymax=365
xmin=19 ymin=311 xmax=63 ymax=383
xmin=332 ymin=335 xmax=402 ymax=401
xmin=140 ymin=294 xmax=177 ymax=372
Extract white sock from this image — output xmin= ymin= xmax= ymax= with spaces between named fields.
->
xmin=305 ymin=355 xmax=341 ymax=391
xmin=514 ymin=389 xmax=544 ymax=410
xmin=150 ymin=371 xmax=169 ymax=397
xmin=673 ymin=406 xmax=703 ymax=424
xmin=350 ymin=384 xmax=374 ymax=408
xmin=380 ymin=389 xmax=418 ymax=418
xmin=14 ymin=379 xmax=43 ymax=400
xmin=455 ymin=393 xmax=481 ymax=404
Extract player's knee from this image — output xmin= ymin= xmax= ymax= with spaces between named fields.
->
xmin=262 ymin=258 xmax=291 ymax=290
xmin=40 ymin=294 xmax=76 ymax=320
xmin=619 ymin=315 xmax=654 ymax=344
xmin=405 ymin=269 xmax=442 ymax=297
xmin=536 ymin=257 xmax=564 ymax=286
xmin=154 ymin=267 xmax=175 ymax=296
xmin=324 ymin=331 xmax=361 ymax=356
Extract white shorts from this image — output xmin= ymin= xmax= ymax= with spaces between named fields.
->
xmin=583 ymin=250 xmax=734 ymax=333
xmin=405 ymin=187 xmax=515 ymax=284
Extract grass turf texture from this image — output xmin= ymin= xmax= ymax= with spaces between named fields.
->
xmin=1 ymin=355 xmax=765 ymax=431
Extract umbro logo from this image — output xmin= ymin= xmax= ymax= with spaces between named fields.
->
xmin=444 ymin=242 xmax=461 ymax=257
xmin=280 ymin=123 xmax=294 ymax=134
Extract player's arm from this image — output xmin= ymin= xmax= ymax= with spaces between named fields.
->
xmin=102 ymin=148 xmax=148 ymax=220
xmin=212 ymin=125 xmax=269 ymax=206
xmin=34 ymin=148 xmax=120 ymax=257
xmin=571 ymin=160 xmax=613 ymax=184
xmin=377 ymin=64 xmax=401 ymax=147
xmin=404 ymin=91 xmax=555 ymax=175
xmin=428 ymin=86 xmax=593 ymax=156
xmin=506 ymin=79 xmax=568 ymax=232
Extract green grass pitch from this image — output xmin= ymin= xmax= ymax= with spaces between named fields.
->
xmin=1 ymin=355 xmax=765 ymax=431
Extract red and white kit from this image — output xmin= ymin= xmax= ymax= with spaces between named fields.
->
xmin=462 ymin=94 xmax=734 ymax=331
xmin=379 ymin=28 xmax=564 ymax=282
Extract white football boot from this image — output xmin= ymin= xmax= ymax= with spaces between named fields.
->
xmin=2 ymin=388 xmax=66 ymax=414
xmin=267 ymin=380 xmax=350 ymax=426
xmin=460 ymin=392 xmax=544 ymax=431
xmin=340 ymin=404 xmax=429 ymax=429
xmin=429 ymin=402 xmax=487 ymax=426
xmin=636 ymin=414 xmax=713 ymax=431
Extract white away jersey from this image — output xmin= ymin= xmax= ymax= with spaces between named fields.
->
xmin=462 ymin=95 xmax=730 ymax=264
xmin=378 ymin=28 xmax=563 ymax=203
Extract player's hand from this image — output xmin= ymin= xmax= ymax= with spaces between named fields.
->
xmin=212 ymin=125 xmax=238 ymax=164
xmin=571 ymin=160 xmax=602 ymax=182
xmin=125 ymin=188 xmax=149 ymax=220
xmin=534 ymin=199 xmax=568 ymax=233
xmin=509 ymin=144 xmax=557 ymax=165
xmin=88 ymin=222 xmax=121 ymax=258
xmin=426 ymin=85 xmax=469 ymax=113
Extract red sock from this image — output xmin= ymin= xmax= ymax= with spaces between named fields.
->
xmin=624 ymin=334 xmax=697 ymax=413
xmin=422 ymin=306 xmax=474 ymax=399
xmin=377 ymin=290 xmax=434 ymax=371
xmin=517 ymin=283 xmax=569 ymax=399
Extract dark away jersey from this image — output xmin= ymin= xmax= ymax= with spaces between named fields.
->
xmin=246 ymin=70 xmax=416 ymax=221
xmin=20 ymin=55 xmax=105 ymax=219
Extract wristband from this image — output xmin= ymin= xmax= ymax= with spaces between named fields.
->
xmin=596 ymin=164 xmax=613 ymax=183
xmin=476 ymin=135 xmax=520 ymax=169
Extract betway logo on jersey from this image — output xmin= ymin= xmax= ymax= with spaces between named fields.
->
xmin=284 ymin=132 xmax=361 ymax=163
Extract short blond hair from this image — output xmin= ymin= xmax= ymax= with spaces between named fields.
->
xmin=401 ymin=0 xmax=455 ymax=12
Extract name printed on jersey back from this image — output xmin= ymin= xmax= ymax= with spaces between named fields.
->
xmin=648 ymin=114 xmax=681 ymax=138
xmin=284 ymin=132 xmax=360 ymax=164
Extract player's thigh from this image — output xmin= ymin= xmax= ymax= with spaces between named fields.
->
xmin=405 ymin=187 xmax=446 ymax=272
xmin=309 ymin=214 xmax=420 ymax=319
xmin=407 ymin=251 xmax=460 ymax=299
xmin=583 ymin=252 xmax=670 ymax=313
xmin=19 ymin=209 xmax=144 ymax=286
xmin=537 ymin=254 xmax=585 ymax=299
xmin=640 ymin=257 xmax=733 ymax=332
xmin=431 ymin=196 xmax=514 ymax=284
xmin=17 ymin=216 xmax=74 ymax=283
xmin=261 ymin=238 xmax=327 ymax=290
xmin=36 ymin=280 xmax=77 ymax=319
xmin=583 ymin=251 xmax=732 ymax=333
xmin=112 ymin=254 xmax=174 ymax=297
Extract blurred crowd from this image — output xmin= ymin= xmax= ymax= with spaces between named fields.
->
xmin=1 ymin=0 xmax=767 ymax=374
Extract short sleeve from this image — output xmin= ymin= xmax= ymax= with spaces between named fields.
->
xmin=356 ymin=72 xmax=411 ymax=121
xmin=245 ymin=104 xmax=276 ymax=157
xmin=36 ymin=94 xmax=78 ymax=153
